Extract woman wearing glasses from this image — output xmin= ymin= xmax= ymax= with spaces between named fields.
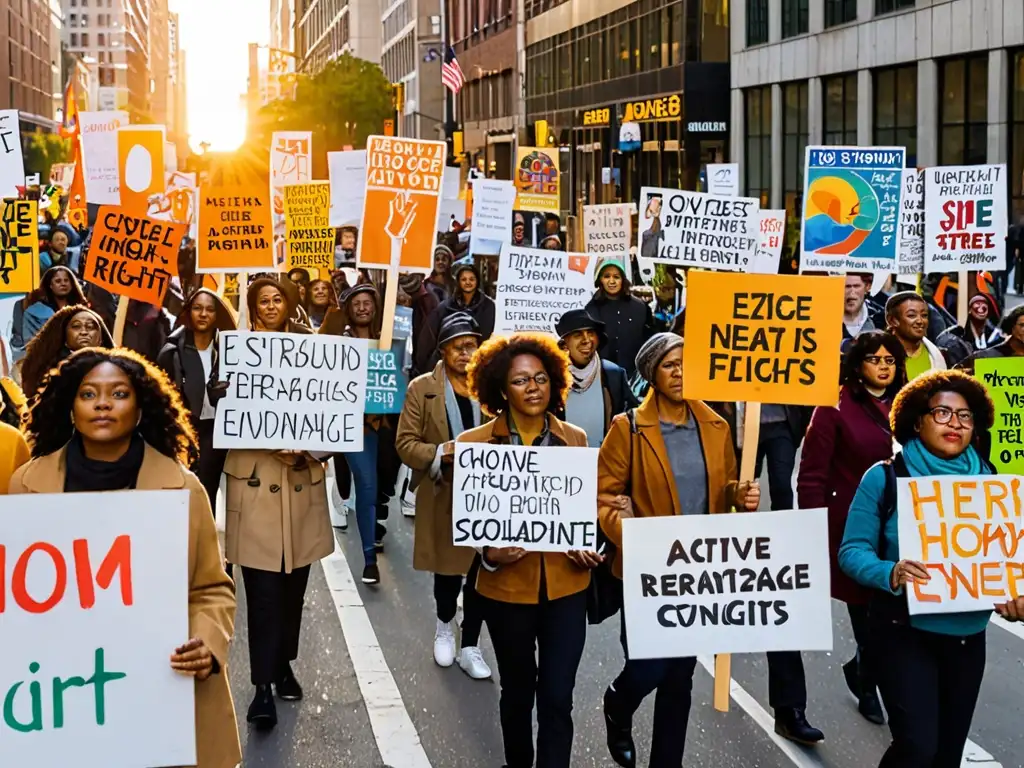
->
xmin=797 ymin=331 xmax=906 ymax=726
xmin=839 ymin=369 xmax=995 ymax=767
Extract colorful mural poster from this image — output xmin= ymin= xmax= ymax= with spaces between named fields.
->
xmin=514 ymin=146 xmax=560 ymax=213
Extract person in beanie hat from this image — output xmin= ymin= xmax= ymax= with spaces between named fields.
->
xmin=554 ymin=308 xmax=637 ymax=448
xmin=960 ymin=302 xmax=1024 ymax=370
xmin=596 ymin=331 xmax=758 ymax=767
xmin=585 ymin=258 xmax=654 ymax=377
xmin=428 ymin=243 xmax=456 ymax=299
xmin=418 ymin=257 xmax=496 ymax=372
xmin=936 ymin=292 xmax=1003 ymax=367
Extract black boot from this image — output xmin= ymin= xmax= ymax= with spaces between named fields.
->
xmin=603 ymin=686 xmax=636 ymax=768
xmin=247 ymin=684 xmax=277 ymax=730
xmin=842 ymin=657 xmax=861 ymax=699
xmin=774 ymin=708 xmax=824 ymax=745
xmin=275 ymin=663 xmax=303 ymax=701
xmin=857 ymin=661 xmax=885 ymax=725
xmin=374 ymin=520 xmax=387 ymax=553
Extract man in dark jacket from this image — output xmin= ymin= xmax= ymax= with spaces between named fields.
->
xmin=960 ymin=304 xmax=1024 ymax=371
xmin=401 ymin=272 xmax=441 ymax=377
xmin=937 ymin=293 xmax=1004 ymax=367
xmin=122 ymin=299 xmax=172 ymax=363
xmin=585 ymin=259 xmax=654 ymax=377
xmin=418 ymin=259 xmax=495 ymax=373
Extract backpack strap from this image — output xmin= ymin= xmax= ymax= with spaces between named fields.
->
xmin=879 ymin=452 xmax=910 ymax=556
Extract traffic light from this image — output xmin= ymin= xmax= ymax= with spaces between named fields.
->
xmin=391 ymin=82 xmax=404 ymax=111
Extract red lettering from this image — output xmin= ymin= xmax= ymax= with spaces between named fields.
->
xmin=12 ymin=542 xmax=67 ymax=614
xmin=73 ymin=536 xmax=134 ymax=609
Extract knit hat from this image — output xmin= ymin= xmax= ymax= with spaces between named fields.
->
xmin=635 ymin=332 xmax=683 ymax=383
xmin=595 ymin=259 xmax=627 ymax=288
xmin=342 ymin=283 xmax=378 ymax=306
xmin=437 ymin=311 xmax=482 ymax=349
xmin=398 ymin=273 xmax=424 ymax=294
xmin=969 ymin=292 xmax=999 ymax=318
xmin=452 ymin=258 xmax=478 ymax=280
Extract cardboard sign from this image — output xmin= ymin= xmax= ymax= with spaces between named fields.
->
xmin=452 ymin=444 xmax=599 ymax=552
xmin=494 ymin=245 xmax=594 ymax=334
xmin=469 ymin=179 xmax=516 ymax=256
xmin=897 ymin=169 xmax=925 ymax=276
xmin=621 ymin=510 xmax=833 ymax=659
xmin=80 ymin=111 xmax=129 ymax=205
xmin=366 ymin=346 xmax=408 ymax=414
xmin=117 ymin=126 xmax=166 ymax=214
xmin=86 ymin=207 xmax=183 ymax=305
xmin=392 ymin=305 xmax=413 ymax=340
xmin=514 ymin=146 xmax=560 ymax=212
xmin=283 ymin=181 xmax=333 ymax=271
xmin=0 ymin=490 xmax=195 ymax=768
xmin=214 ymin=331 xmax=369 ymax=452
xmin=436 ymin=166 xmax=467 ymax=230
xmin=682 ymin=271 xmax=844 ymax=406
xmin=748 ymin=209 xmax=786 ymax=275
xmin=800 ymin=146 xmax=905 ymax=273
xmin=637 ymin=187 xmax=758 ymax=272
xmin=897 ymin=473 xmax=1024 ymax=614
xmin=196 ymin=186 xmax=275 ymax=273
xmin=976 ymin=358 xmax=1024 ymax=474
xmin=148 ymin=171 xmax=198 ymax=240
xmin=0 ymin=199 xmax=39 ymax=293
xmin=706 ymin=162 xmax=739 ymax=197
xmin=583 ymin=203 xmax=632 ymax=257
xmin=271 ymin=131 xmax=313 ymax=268
xmin=358 ymin=136 xmax=446 ymax=274
xmin=49 ymin=162 xmax=75 ymax=188
xmin=0 ymin=110 xmax=24 ymax=198
xmin=327 ymin=150 xmax=366 ymax=228
xmin=924 ymin=164 xmax=1007 ymax=272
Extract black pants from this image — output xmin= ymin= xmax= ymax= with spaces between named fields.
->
xmin=875 ymin=621 xmax=986 ymax=767
xmin=847 ymin=603 xmax=878 ymax=691
xmin=195 ymin=419 xmax=227 ymax=515
xmin=241 ymin=564 xmax=311 ymax=686
xmin=433 ymin=555 xmax=483 ymax=647
xmin=375 ymin=421 xmax=401 ymax=515
xmin=485 ymin=589 xmax=588 ymax=768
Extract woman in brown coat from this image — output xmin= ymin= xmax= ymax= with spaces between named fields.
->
xmin=597 ymin=333 xmax=759 ymax=768
xmin=10 ymin=348 xmax=241 ymax=768
xmin=459 ymin=333 xmax=601 ymax=768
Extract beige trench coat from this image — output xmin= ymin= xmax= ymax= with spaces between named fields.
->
xmin=8 ymin=443 xmax=242 ymax=768
xmin=395 ymin=362 xmax=475 ymax=576
xmin=222 ymin=450 xmax=334 ymax=573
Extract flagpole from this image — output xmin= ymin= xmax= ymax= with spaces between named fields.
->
xmin=440 ymin=3 xmax=456 ymax=165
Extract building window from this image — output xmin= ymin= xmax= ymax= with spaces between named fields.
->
xmin=823 ymin=73 xmax=857 ymax=145
xmin=747 ymin=0 xmax=768 ymax=46
xmin=874 ymin=65 xmax=917 ymax=165
xmin=70 ymin=32 xmax=78 ymax=46
xmin=939 ymin=55 xmax=988 ymax=165
xmin=1010 ymin=49 xmax=1024 ymax=218
xmin=875 ymin=0 xmax=913 ymax=15
xmin=824 ymin=0 xmax=856 ymax=27
xmin=782 ymin=0 xmax=808 ymax=38
xmin=744 ymin=86 xmax=771 ymax=206
xmin=782 ymin=81 xmax=809 ymax=219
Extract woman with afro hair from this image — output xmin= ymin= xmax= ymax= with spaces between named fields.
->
xmin=9 ymin=348 xmax=240 ymax=768
xmin=458 ymin=332 xmax=601 ymax=768
xmin=19 ymin=304 xmax=113 ymax=399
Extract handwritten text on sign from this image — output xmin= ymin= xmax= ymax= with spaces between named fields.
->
xmin=214 ymin=332 xmax=369 ymax=452
xmin=924 ymin=164 xmax=1008 ymax=272
xmin=494 ymin=245 xmax=594 ymax=335
xmin=621 ymin=510 xmax=833 ymax=659
xmin=366 ymin=347 xmax=408 ymax=415
xmin=452 ymin=444 xmax=598 ymax=552
xmin=284 ymin=182 xmax=334 ymax=271
xmin=976 ymin=358 xmax=1024 ymax=474
xmin=197 ymin=187 xmax=275 ymax=273
xmin=749 ymin=209 xmax=786 ymax=275
xmin=897 ymin=474 xmax=1024 ymax=614
xmin=0 ymin=199 xmax=39 ymax=293
xmin=898 ymin=169 xmax=925 ymax=276
xmin=583 ymin=203 xmax=632 ymax=257
xmin=0 ymin=490 xmax=194 ymax=768
xmin=87 ymin=207 xmax=184 ymax=306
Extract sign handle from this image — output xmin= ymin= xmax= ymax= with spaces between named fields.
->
xmin=379 ymin=246 xmax=400 ymax=351
xmin=111 ymin=298 xmax=130 ymax=347
xmin=713 ymin=400 xmax=762 ymax=713
xmin=237 ymin=272 xmax=249 ymax=330
xmin=216 ymin=273 xmax=226 ymax=298
xmin=957 ymin=269 xmax=969 ymax=326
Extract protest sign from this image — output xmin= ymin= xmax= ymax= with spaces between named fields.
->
xmin=0 ymin=110 xmax=24 ymax=198
xmin=392 ymin=305 xmax=413 ymax=340
xmin=327 ymin=150 xmax=366 ymax=228
xmin=514 ymin=146 xmax=560 ymax=212
xmin=898 ymin=168 xmax=925 ymax=276
xmin=49 ymin=163 xmax=75 ymax=189
xmin=682 ymin=271 xmax=844 ymax=406
xmin=86 ymin=207 xmax=183 ymax=306
xmin=749 ymin=209 xmax=786 ymax=275
xmin=214 ymin=331 xmax=369 ymax=452
xmin=637 ymin=187 xmax=758 ymax=271
xmin=0 ymin=199 xmax=39 ymax=293
xmin=196 ymin=186 xmax=275 ymax=273
xmin=452 ymin=444 xmax=598 ymax=552
xmin=80 ymin=111 xmax=129 ymax=205
xmin=494 ymin=245 xmax=594 ymax=334
xmin=583 ymin=203 xmax=632 ymax=257
xmin=0 ymin=490 xmax=195 ymax=768
xmin=800 ymin=146 xmax=904 ymax=273
xmin=924 ymin=164 xmax=1007 ymax=272
xmin=117 ymin=125 xmax=165 ymax=215
xmin=706 ymin=163 xmax=740 ymax=197
xmin=621 ymin=510 xmax=833 ymax=659
xmin=976 ymin=358 xmax=1024 ymax=474
xmin=283 ymin=181 xmax=333 ymax=271
xmin=469 ymin=179 xmax=516 ymax=256
xmin=366 ymin=346 xmax=408 ymax=414
xmin=358 ymin=136 xmax=446 ymax=274
xmin=270 ymin=131 xmax=313 ymax=268
xmin=148 ymin=170 xmax=198 ymax=240
xmin=436 ymin=166 xmax=467 ymax=231
xmin=897 ymin=473 xmax=1024 ymax=614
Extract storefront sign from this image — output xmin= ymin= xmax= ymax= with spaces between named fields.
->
xmin=623 ymin=95 xmax=681 ymax=123
xmin=688 ymin=121 xmax=726 ymax=133
xmin=582 ymin=108 xmax=611 ymax=127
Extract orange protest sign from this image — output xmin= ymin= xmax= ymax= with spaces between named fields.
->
xmin=682 ymin=271 xmax=844 ymax=406
xmin=358 ymin=136 xmax=445 ymax=274
xmin=86 ymin=206 xmax=184 ymax=305
xmin=197 ymin=185 xmax=275 ymax=273
xmin=117 ymin=126 xmax=165 ymax=215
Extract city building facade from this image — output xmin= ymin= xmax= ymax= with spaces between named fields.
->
xmin=167 ymin=10 xmax=187 ymax=156
xmin=295 ymin=0 xmax=382 ymax=70
xmin=0 ymin=0 xmax=62 ymax=134
xmin=382 ymin=0 xmax=445 ymax=139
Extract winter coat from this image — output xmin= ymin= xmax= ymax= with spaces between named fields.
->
xmin=959 ymin=339 xmax=1023 ymax=372
xmin=122 ymin=300 xmax=172 ymax=363
xmin=555 ymin=359 xmax=638 ymax=437
xmin=585 ymin=292 xmax=654 ymax=376
xmin=938 ymin=321 xmax=1004 ymax=368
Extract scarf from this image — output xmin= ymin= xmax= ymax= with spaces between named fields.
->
xmin=64 ymin=432 xmax=146 ymax=492
xmin=570 ymin=355 xmax=601 ymax=393
xmin=444 ymin=371 xmax=480 ymax=438
xmin=901 ymin=437 xmax=984 ymax=477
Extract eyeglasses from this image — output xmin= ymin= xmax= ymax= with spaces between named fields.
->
xmin=864 ymin=355 xmax=896 ymax=366
xmin=509 ymin=373 xmax=550 ymax=388
xmin=926 ymin=406 xmax=974 ymax=426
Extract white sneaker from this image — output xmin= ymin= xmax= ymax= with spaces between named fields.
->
xmin=401 ymin=497 xmax=416 ymax=518
xmin=433 ymin=620 xmax=456 ymax=667
xmin=457 ymin=646 xmax=492 ymax=680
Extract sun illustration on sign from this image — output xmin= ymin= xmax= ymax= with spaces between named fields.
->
xmin=803 ymin=171 xmax=880 ymax=255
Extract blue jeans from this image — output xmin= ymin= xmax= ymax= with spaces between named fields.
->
xmin=346 ymin=428 xmax=379 ymax=566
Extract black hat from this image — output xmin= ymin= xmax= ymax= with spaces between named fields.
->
xmin=452 ymin=258 xmax=479 ymax=280
xmin=555 ymin=308 xmax=608 ymax=349
xmin=437 ymin=311 xmax=482 ymax=349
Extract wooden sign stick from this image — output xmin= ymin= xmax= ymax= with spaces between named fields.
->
xmin=111 ymin=299 xmax=130 ymax=347
xmin=713 ymin=400 xmax=763 ymax=712
xmin=378 ymin=250 xmax=400 ymax=351
xmin=237 ymin=272 xmax=249 ymax=330
xmin=957 ymin=269 xmax=969 ymax=326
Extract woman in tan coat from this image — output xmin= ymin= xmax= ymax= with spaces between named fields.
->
xmin=11 ymin=347 xmax=240 ymax=768
xmin=224 ymin=277 xmax=333 ymax=729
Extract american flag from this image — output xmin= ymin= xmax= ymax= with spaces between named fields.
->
xmin=441 ymin=46 xmax=465 ymax=94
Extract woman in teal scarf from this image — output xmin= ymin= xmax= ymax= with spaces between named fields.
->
xmin=839 ymin=369 xmax=996 ymax=767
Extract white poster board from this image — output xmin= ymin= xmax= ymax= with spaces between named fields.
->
xmin=897 ymin=473 xmax=1024 ymax=614
xmin=749 ymin=209 xmax=786 ymax=274
xmin=79 ymin=111 xmax=130 ymax=206
xmin=924 ymin=164 xmax=1007 ymax=272
xmin=493 ymin=245 xmax=595 ymax=334
xmin=622 ymin=510 xmax=833 ymax=659
xmin=583 ymin=203 xmax=632 ymax=258
xmin=469 ymin=179 xmax=516 ymax=253
xmin=706 ymin=163 xmax=740 ymax=197
xmin=638 ymin=187 xmax=758 ymax=272
xmin=214 ymin=331 xmax=369 ymax=452
xmin=0 ymin=490 xmax=195 ymax=768
xmin=327 ymin=150 xmax=367 ymax=228
xmin=898 ymin=168 xmax=925 ymax=276
xmin=0 ymin=110 xmax=25 ymax=199
xmin=452 ymin=443 xmax=599 ymax=552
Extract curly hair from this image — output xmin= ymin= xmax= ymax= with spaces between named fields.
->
xmin=467 ymin=333 xmax=571 ymax=418
xmin=26 ymin=347 xmax=198 ymax=466
xmin=20 ymin=305 xmax=114 ymax=400
xmin=841 ymin=331 xmax=907 ymax=400
xmin=890 ymin=368 xmax=994 ymax=447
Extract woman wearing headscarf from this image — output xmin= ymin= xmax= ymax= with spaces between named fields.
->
xmin=597 ymin=332 xmax=759 ymax=768
xmin=11 ymin=266 xmax=90 ymax=359
xmin=11 ymin=347 xmax=240 ymax=767
xmin=20 ymin=304 xmax=113 ymax=399
xmin=585 ymin=260 xmax=654 ymax=377
xmin=419 ymin=260 xmax=496 ymax=372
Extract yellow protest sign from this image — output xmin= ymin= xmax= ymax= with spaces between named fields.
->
xmin=0 ymin=199 xmax=39 ymax=293
xmin=283 ymin=181 xmax=333 ymax=271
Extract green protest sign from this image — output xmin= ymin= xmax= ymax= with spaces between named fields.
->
xmin=976 ymin=357 xmax=1024 ymax=473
